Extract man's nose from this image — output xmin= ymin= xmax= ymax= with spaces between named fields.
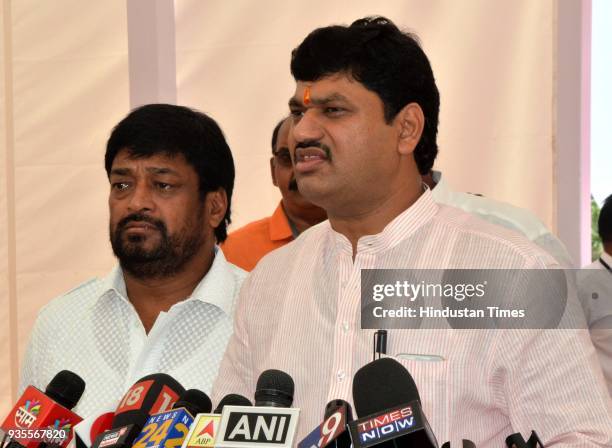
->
xmin=291 ymin=110 xmax=324 ymax=145
xmin=127 ymin=183 xmax=155 ymax=213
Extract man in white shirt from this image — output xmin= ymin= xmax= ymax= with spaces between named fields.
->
xmin=578 ymin=194 xmax=612 ymax=395
xmin=425 ymin=170 xmax=574 ymax=267
xmin=20 ymin=104 xmax=246 ymax=417
xmin=213 ymin=16 xmax=611 ymax=446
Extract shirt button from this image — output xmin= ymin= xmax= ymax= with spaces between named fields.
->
xmin=342 ymin=322 xmax=350 ymax=332
xmin=336 ymin=370 xmax=346 ymax=382
xmin=341 ymin=281 xmax=347 ymax=288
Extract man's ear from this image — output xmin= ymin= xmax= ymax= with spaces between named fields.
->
xmin=395 ymin=103 xmax=425 ymax=156
xmin=206 ymin=188 xmax=228 ymax=229
xmin=270 ymin=157 xmax=279 ymax=186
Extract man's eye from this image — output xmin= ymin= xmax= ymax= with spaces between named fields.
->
xmin=290 ymin=109 xmax=304 ymax=118
xmin=156 ymin=182 xmax=173 ymax=191
xmin=112 ymin=182 xmax=130 ymax=191
xmin=324 ymin=107 xmax=344 ymax=115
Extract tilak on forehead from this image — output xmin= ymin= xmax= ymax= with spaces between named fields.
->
xmin=303 ymin=86 xmax=311 ymax=105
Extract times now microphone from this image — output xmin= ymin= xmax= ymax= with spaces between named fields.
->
xmin=91 ymin=373 xmax=184 ymax=448
xmin=348 ymin=358 xmax=439 ymax=448
xmin=130 ymin=389 xmax=212 ymax=448
xmin=297 ymin=400 xmax=353 ymax=448
xmin=181 ymin=394 xmax=252 ymax=448
xmin=505 ymin=431 xmax=544 ymax=448
xmin=1 ymin=370 xmax=85 ymax=448
xmin=216 ymin=370 xmax=300 ymax=448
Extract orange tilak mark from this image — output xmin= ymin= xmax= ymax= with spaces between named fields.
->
xmin=303 ymin=86 xmax=311 ymax=105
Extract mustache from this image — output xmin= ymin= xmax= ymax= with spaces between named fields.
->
xmin=116 ymin=213 xmax=167 ymax=233
xmin=289 ymin=178 xmax=299 ymax=191
xmin=295 ymin=140 xmax=332 ymax=159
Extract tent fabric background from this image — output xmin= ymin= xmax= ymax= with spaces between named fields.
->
xmin=0 ymin=0 xmax=555 ymax=414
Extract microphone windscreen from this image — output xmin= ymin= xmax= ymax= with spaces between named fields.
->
xmin=214 ymin=394 xmax=252 ymax=413
xmin=324 ymin=399 xmax=353 ymax=421
xmin=112 ymin=373 xmax=185 ymax=429
xmin=254 ymin=369 xmax=294 ymax=407
xmin=173 ymin=389 xmax=212 ymax=415
xmin=44 ymin=370 xmax=86 ymax=410
xmin=352 ymin=358 xmax=420 ymax=417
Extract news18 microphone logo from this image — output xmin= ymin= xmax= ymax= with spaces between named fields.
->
xmin=216 ymin=406 xmax=300 ymax=448
xmin=181 ymin=414 xmax=221 ymax=448
xmin=348 ymin=403 xmax=418 ymax=448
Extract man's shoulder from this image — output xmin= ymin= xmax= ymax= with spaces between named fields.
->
xmin=434 ymin=204 xmax=557 ymax=266
xmin=38 ymin=277 xmax=105 ymax=320
xmin=452 ymin=191 xmax=551 ymax=239
xmin=224 ymin=216 xmax=273 ymax=245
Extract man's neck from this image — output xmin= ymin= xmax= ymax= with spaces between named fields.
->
xmin=123 ymin=248 xmax=215 ymax=334
xmin=282 ymin=202 xmax=327 ymax=235
xmin=328 ymin=179 xmax=423 ymax=259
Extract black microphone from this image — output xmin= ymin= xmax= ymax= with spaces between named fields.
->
xmin=215 ymin=370 xmax=299 ymax=447
xmin=91 ymin=373 xmax=184 ymax=448
xmin=254 ymin=369 xmax=294 ymax=407
xmin=506 ymin=431 xmax=544 ymax=448
xmin=1 ymin=371 xmax=85 ymax=448
xmin=213 ymin=394 xmax=252 ymax=414
xmin=172 ymin=389 xmax=212 ymax=416
xmin=130 ymin=388 xmax=212 ymax=448
xmin=349 ymin=358 xmax=438 ymax=448
xmin=323 ymin=400 xmax=353 ymax=448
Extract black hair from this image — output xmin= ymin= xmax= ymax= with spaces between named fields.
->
xmin=290 ymin=16 xmax=440 ymax=175
xmin=599 ymin=194 xmax=612 ymax=243
xmin=271 ymin=118 xmax=286 ymax=154
xmin=105 ymin=104 xmax=235 ymax=242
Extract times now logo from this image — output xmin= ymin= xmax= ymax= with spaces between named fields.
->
xmin=355 ymin=405 xmax=415 ymax=443
xmin=216 ymin=406 xmax=300 ymax=448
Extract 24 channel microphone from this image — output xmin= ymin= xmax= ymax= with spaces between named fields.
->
xmin=1 ymin=370 xmax=85 ymax=448
xmin=216 ymin=369 xmax=300 ymax=448
xmin=131 ymin=388 xmax=212 ymax=448
xmin=349 ymin=357 xmax=439 ymax=448
xmin=91 ymin=373 xmax=185 ymax=448
xmin=297 ymin=399 xmax=353 ymax=448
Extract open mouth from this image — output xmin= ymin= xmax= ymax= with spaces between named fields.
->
xmin=294 ymin=146 xmax=330 ymax=173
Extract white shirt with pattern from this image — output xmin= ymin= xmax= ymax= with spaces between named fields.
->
xmin=20 ymin=248 xmax=246 ymax=418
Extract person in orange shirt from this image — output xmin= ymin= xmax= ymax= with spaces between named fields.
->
xmin=221 ymin=117 xmax=327 ymax=271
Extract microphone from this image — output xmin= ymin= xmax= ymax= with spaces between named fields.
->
xmin=505 ymin=431 xmax=544 ymax=448
xmin=216 ymin=370 xmax=300 ymax=447
xmin=72 ymin=409 xmax=115 ymax=448
xmin=91 ymin=373 xmax=184 ymax=448
xmin=349 ymin=358 xmax=438 ymax=448
xmin=131 ymin=389 xmax=212 ymax=448
xmin=1 ymin=370 xmax=85 ymax=448
xmin=297 ymin=400 xmax=353 ymax=448
xmin=254 ymin=369 xmax=294 ymax=408
xmin=441 ymin=441 xmax=476 ymax=448
xmin=213 ymin=395 xmax=252 ymax=414
xmin=181 ymin=394 xmax=251 ymax=448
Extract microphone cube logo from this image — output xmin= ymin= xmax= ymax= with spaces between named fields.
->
xmin=349 ymin=404 xmax=417 ymax=448
xmin=15 ymin=400 xmax=41 ymax=428
xmin=182 ymin=414 xmax=221 ymax=448
xmin=216 ymin=406 xmax=300 ymax=448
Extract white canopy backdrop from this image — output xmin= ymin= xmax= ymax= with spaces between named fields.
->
xmin=0 ymin=0 xmax=588 ymax=414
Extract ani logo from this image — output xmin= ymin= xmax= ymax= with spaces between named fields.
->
xmin=14 ymin=400 xmax=41 ymax=428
